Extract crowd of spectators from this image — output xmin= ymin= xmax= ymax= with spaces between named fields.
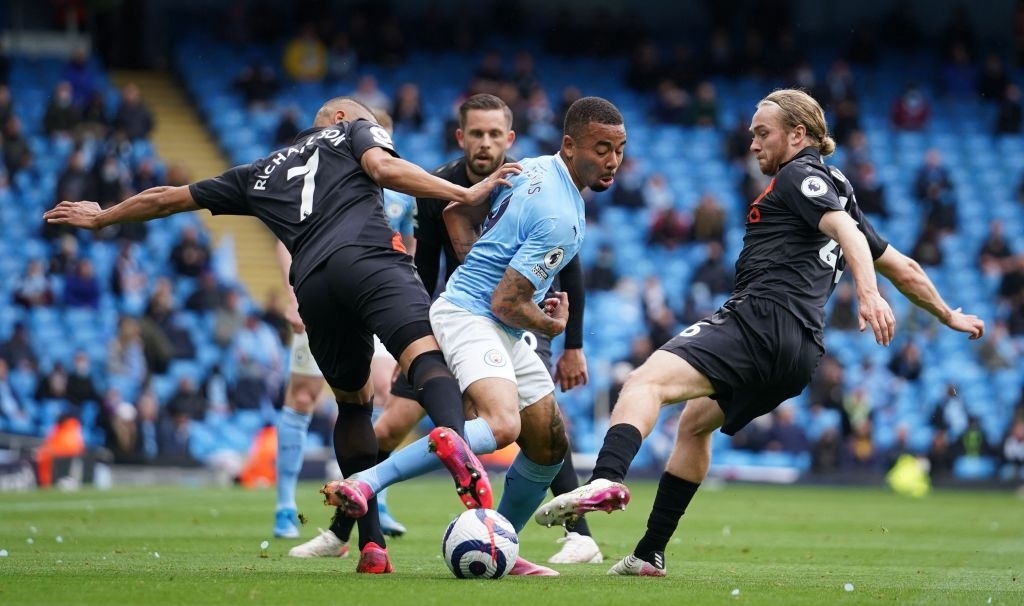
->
xmin=3 ymin=1 xmax=1024 ymax=485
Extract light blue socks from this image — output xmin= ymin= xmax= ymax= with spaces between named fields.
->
xmin=497 ymin=451 xmax=563 ymax=532
xmin=275 ymin=407 xmax=311 ymax=510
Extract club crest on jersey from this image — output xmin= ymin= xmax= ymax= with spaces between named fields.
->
xmin=386 ymin=202 xmax=404 ymax=218
xmin=483 ymin=349 xmax=507 ymax=367
xmin=800 ymin=176 xmax=828 ymax=198
xmin=543 ymin=247 xmax=565 ymax=269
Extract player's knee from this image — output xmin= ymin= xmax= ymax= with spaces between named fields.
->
xmin=481 ymin=410 xmax=521 ymax=449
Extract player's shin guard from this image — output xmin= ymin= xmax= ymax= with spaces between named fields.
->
xmin=333 ymin=402 xmax=383 ymax=548
xmin=408 ymin=351 xmax=465 ymax=436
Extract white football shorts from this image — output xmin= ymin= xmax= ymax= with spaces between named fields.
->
xmin=288 ymin=330 xmax=323 ymax=377
xmin=429 ymin=297 xmax=554 ymax=410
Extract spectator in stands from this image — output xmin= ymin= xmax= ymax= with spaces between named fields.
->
xmin=184 ymin=270 xmax=224 ymax=313
xmin=35 ymin=360 xmax=71 ymax=404
xmin=841 ymin=418 xmax=879 ymax=472
xmin=998 ymin=254 xmax=1024 ymax=304
xmin=522 ymin=86 xmax=559 ymax=150
xmin=914 ymin=148 xmax=956 ymax=230
xmin=43 ymin=80 xmax=80 ymax=139
xmin=349 ymin=74 xmax=391 ymax=114
xmin=112 ymin=83 xmax=154 ymax=141
xmin=691 ymin=193 xmax=726 ymax=244
xmin=930 ymin=383 xmax=969 ymax=439
xmin=510 ymin=51 xmax=541 ymax=100
xmin=66 ymin=350 xmax=102 ymax=407
xmin=48 ymin=233 xmax=80 ymax=277
xmin=609 ymin=156 xmax=645 ymax=210
xmin=0 ymin=358 xmax=34 ymax=434
xmin=880 ymin=424 xmax=914 ymax=471
xmin=260 ymin=289 xmax=290 ymax=347
xmin=691 ymin=241 xmax=734 ymax=297
xmin=976 ymin=320 xmax=1014 ymax=371
xmin=159 ymin=408 xmax=197 ymax=465
xmin=80 ymin=90 xmax=110 ymax=139
xmin=852 ymin=162 xmax=888 ymax=219
xmin=13 ymin=259 xmax=55 ymax=309
xmin=470 ymin=49 xmax=507 ymax=95
xmin=62 ymin=258 xmax=101 ymax=308
xmin=939 ymin=42 xmax=978 ymax=99
xmin=61 ymin=48 xmax=98 ymax=110
xmin=0 ymin=85 xmax=12 ymax=127
xmin=927 ymin=427 xmax=955 ymax=480
xmin=272 ymin=106 xmax=302 ymax=149
xmin=955 ymin=416 xmax=992 ymax=458
xmin=651 ymin=79 xmax=690 ymax=125
xmin=608 ymin=335 xmax=654 ymax=408
xmin=46 ymin=151 xmax=97 ymax=242
xmin=887 ymin=340 xmax=924 ymax=382
xmin=1001 ymin=416 xmax=1024 ymax=481
xmin=978 ymin=220 xmax=1015 ymax=276
xmin=647 ymin=206 xmax=690 ymax=249
xmin=231 ymin=312 xmax=283 ymax=408
xmin=169 ymin=225 xmax=211 ymax=278
xmin=325 ymin=32 xmax=358 ymax=84
xmin=624 ymin=39 xmax=661 ymax=92
xmin=391 ymin=83 xmax=424 ymax=131
xmin=764 ymin=402 xmax=810 ymax=454
xmin=642 ymin=171 xmax=676 ymax=212
xmin=93 ymin=152 xmax=131 ymax=209
xmin=143 ymin=277 xmax=193 ymax=364
xmin=107 ymin=316 xmax=148 ymax=390
xmin=0 ymin=322 xmax=38 ymax=372
xmin=690 ymin=81 xmax=719 ymax=128
xmin=977 ymin=52 xmax=1010 ymax=102
xmin=166 ymin=376 xmax=209 ymax=422
xmin=890 ymin=83 xmax=931 ymax=131
xmin=995 ymin=84 xmax=1023 ymax=135
xmin=586 ymin=244 xmax=619 ymax=292
xmin=910 ymin=220 xmax=944 ymax=267
xmin=809 ymin=354 xmax=850 ymax=437
xmin=203 ymin=363 xmax=231 ymax=415
xmin=827 ymin=282 xmax=859 ymax=331
xmin=213 ymin=288 xmax=246 ymax=349
xmin=110 ymin=241 xmax=148 ymax=314
xmin=282 ymin=23 xmax=327 ymax=83
xmin=233 ymin=61 xmax=279 ymax=108
xmin=2 ymin=115 xmax=31 ymax=178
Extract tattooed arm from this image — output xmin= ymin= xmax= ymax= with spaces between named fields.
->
xmin=491 ymin=268 xmax=569 ymax=337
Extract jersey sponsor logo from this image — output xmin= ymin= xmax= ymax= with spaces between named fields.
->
xmin=800 ymin=176 xmax=828 ymax=198
xmin=543 ymin=247 xmax=565 ymax=269
xmin=483 ymin=349 xmax=507 ymax=367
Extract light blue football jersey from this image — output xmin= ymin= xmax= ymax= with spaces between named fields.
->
xmin=382 ymin=188 xmax=415 ymax=237
xmin=441 ymin=154 xmax=585 ymax=336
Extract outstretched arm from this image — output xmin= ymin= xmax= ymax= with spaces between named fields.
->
xmin=361 ymin=148 xmax=519 ymax=206
xmin=874 ymin=245 xmax=985 ymax=339
xmin=819 ymin=210 xmax=895 ymax=345
xmin=43 ymin=185 xmax=198 ymax=229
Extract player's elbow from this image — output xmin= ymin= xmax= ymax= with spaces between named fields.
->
xmin=364 ymin=155 xmax=399 ymax=187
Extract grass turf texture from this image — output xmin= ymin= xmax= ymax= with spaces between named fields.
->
xmin=1 ymin=477 xmax=1021 ymax=605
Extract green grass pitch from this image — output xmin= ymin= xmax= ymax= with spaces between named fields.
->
xmin=1 ymin=476 xmax=1022 ymax=605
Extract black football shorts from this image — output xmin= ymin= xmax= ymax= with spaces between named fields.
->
xmin=659 ymin=296 xmax=824 ymax=435
xmin=296 ymin=245 xmax=432 ymax=392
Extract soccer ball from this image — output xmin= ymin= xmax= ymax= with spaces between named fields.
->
xmin=441 ymin=508 xmax=519 ymax=579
